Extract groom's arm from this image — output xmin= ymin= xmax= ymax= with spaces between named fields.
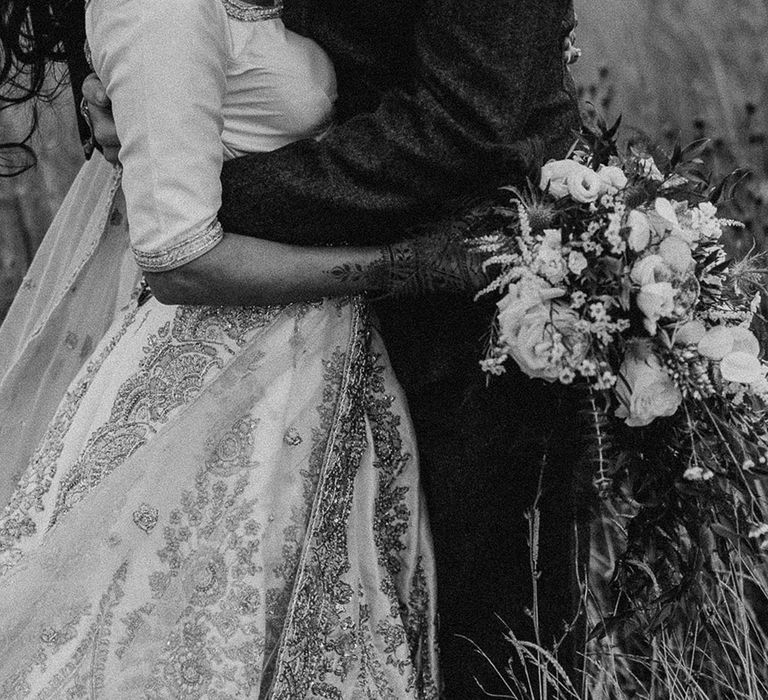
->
xmin=217 ymin=0 xmax=580 ymax=245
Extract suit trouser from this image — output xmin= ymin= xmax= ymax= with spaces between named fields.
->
xmin=405 ymin=366 xmax=583 ymax=699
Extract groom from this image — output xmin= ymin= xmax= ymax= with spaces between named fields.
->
xmin=79 ymin=0 xmax=583 ymax=695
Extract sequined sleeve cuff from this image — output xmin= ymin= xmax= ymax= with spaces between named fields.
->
xmin=132 ymin=220 xmax=224 ymax=272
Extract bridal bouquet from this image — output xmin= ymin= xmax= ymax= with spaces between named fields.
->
xmin=471 ymin=118 xmax=768 ymax=630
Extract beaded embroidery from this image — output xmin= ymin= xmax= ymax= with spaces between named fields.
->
xmin=221 ymin=0 xmax=283 ymax=22
xmin=132 ymin=503 xmax=159 ymax=533
xmin=132 ymin=220 xmax=224 ymax=272
xmin=47 ymin=304 xmax=282 ymax=528
xmin=0 ymin=301 xmax=439 ymax=696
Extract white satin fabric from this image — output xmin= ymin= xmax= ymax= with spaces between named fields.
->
xmin=0 ymin=0 xmax=439 ymax=696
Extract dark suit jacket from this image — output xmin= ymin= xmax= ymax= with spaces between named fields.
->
xmin=219 ymin=0 xmax=578 ymax=245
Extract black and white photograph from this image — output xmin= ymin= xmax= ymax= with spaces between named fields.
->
xmin=1 ymin=0 xmax=767 ymax=697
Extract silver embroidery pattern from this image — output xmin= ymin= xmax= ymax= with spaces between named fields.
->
xmin=48 ymin=305 xmax=282 ymax=528
xmin=0 ymin=307 xmax=139 ymax=573
xmin=0 ymin=300 xmax=438 ymax=696
xmin=139 ymin=415 xmax=266 ymax=697
xmin=205 ymin=417 xmax=260 ymax=476
xmin=132 ymin=220 xmax=224 ymax=272
xmin=221 ymin=0 xmax=283 ymax=21
xmin=268 ymin=301 xmax=440 ymax=698
xmin=0 ymin=564 xmax=128 ymax=699
xmin=282 ymin=427 xmax=302 ymax=446
xmin=132 ymin=503 xmax=159 ymax=534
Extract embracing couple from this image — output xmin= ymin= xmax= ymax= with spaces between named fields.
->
xmin=0 ymin=0 xmax=581 ymax=696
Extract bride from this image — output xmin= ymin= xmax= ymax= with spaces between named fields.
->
xmin=0 ymin=0 xmax=479 ymax=695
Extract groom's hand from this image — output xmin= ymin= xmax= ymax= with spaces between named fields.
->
xmin=81 ymin=73 xmax=122 ymax=165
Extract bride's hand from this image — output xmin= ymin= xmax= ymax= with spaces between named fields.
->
xmin=563 ymin=30 xmax=581 ymax=67
xmin=562 ymin=10 xmax=581 ymax=67
xmin=82 ymin=73 xmax=122 ymax=166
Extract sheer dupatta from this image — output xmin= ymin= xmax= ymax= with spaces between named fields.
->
xmin=0 ymin=156 xmax=138 ymax=507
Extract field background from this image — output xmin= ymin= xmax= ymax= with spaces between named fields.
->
xmin=1 ymin=0 xmax=767 ymax=318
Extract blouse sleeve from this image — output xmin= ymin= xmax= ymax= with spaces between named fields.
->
xmin=86 ymin=0 xmax=229 ymax=272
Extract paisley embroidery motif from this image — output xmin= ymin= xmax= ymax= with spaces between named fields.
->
xmin=0 ymin=299 xmax=439 ymax=696
xmin=0 ymin=307 xmax=139 ymax=571
xmin=48 ymin=305 xmax=281 ymax=527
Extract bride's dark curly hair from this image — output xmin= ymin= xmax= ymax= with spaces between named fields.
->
xmin=0 ymin=0 xmax=85 ymax=174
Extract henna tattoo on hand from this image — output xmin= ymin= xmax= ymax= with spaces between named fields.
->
xmin=323 ymin=222 xmax=490 ymax=299
xmin=326 ymin=251 xmax=390 ymax=291
xmin=381 ymin=231 xmax=490 ymax=298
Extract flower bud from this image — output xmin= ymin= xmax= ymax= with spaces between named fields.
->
xmin=627 ymin=210 xmax=651 ymax=252
xmin=637 ymin=281 xmax=675 ymax=335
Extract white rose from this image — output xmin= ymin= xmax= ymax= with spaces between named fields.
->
xmin=567 ymin=166 xmax=602 ymax=204
xmin=597 ymin=165 xmax=628 ymax=194
xmin=615 ymin=353 xmax=682 ymax=426
xmin=675 ymin=320 xmax=706 ymax=346
xmin=636 ymin=281 xmax=675 ymax=335
xmin=721 ymin=351 xmax=765 ymax=385
xmin=658 ymin=235 xmax=693 ymax=274
xmin=630 ymin=255 xmax=672 ymax=285
xmin=497 ymin=283 xmax=586 ymax=381
xmin=540 ymin=160 xmax=583 ymax=198
xmin=567 ymin=251 xmax=588 ymax=276
xmin=698 ymin=326 xmax=735 ymax=360
xmin=497 ymin=281 xmax=566 ymax=336
xmin=626 ymin=210 xmax=651 ymax=252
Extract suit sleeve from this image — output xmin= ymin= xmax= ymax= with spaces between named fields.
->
xmin=218 ymin=0 xmax=579 ymax=245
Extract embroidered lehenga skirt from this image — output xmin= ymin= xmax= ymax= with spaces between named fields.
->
xmin=0 ymin=159 xmax=439 ymax=698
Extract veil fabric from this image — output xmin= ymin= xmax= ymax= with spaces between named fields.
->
xmin=0 ymin=156 xmax=139 ymax=506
